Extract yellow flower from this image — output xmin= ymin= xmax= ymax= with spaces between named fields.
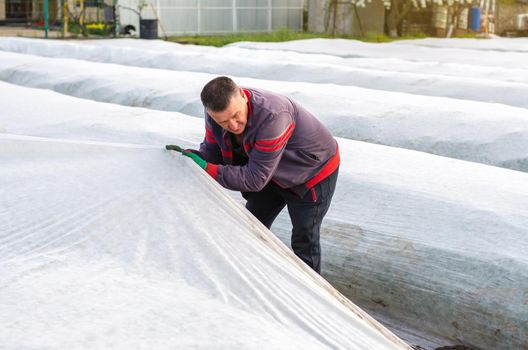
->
xmin=86 ymin=23 xmax=106 ymax=30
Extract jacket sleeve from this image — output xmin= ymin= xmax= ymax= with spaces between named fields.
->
xmin=196 ymin=115 xmax=222 ymax=164
xmin=209 ymin=111 xmax=295 ymax=192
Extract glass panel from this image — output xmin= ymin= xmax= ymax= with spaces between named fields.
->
xmin=272 ymin=0 xmax=302 ymax=7
xmin=201 ymin=0 xmax=232 ymax=7
xmin=237 ymin=8 xmax=269 ymax=31
xmin=237 ymin=0 xmax=268 ymax=7
xmin=272 ymin=8 xmax=301 ymax=30
xmin=160 ymin=8 xmax=198 ymax=34
xmin=201 ymin=8 xmax=232 ymax=32
xmin=160 ymin=0 xmax=198 ymax=7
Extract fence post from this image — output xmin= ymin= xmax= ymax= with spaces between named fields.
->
xmin=268 ymin=0 xmax=272 ymax=32
xmin=156 ymin=0 xmax=161 ymax=35
xmin=60 ymin=0 xmax=63 ymax=36
xmin=63 ymin=0 xmax=69 ymax=36
xmin=80 ymin=0 xmax=84 ymax=29
xmin=197 ymin=0 xmax=201 ymax=34
xmin=112 ymin=0 xmax=117 ymax=37
xmin=232 ymin=0 xmax=237 ymax=32
xmin=44 ymin=0 xmax=49 ymax=38
xmin=300 ymin=0 xmax=304 ymax=32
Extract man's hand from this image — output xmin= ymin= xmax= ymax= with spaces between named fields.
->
xmin=167 ymin=147 xmax=218 ymax=178
xmin=165 ymin=145 xmax=184 ymax=152
xmin=182 ymin=150 xmax=207 ymax=170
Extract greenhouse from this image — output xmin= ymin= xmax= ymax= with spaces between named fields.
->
xmin=118 ymin=0 xmax=304 ymax=36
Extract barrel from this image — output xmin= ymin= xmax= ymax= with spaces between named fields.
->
xmin=139 ymin=19 xmax=158 ymax=39
xmin=469 ymin=7 xmax=481 ymax=32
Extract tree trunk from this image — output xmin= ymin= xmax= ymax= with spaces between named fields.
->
xmin=386 ymin=0 xmax=413 ymax=37
xmin=386 ymin=3 xmax=400 ymax=37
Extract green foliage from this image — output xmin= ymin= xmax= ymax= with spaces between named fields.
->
xmin=67 ymin=21 xmax=112 ymax=36
xmin=67 ymin=21 xmax=83 ymax=35
xmin=167 ymin=28 xmax=435 ymax=47
xmin=168 ymin=28 xmax=332 ymax=47
xmin=452 ymin=32 xmax=480 ymax=38
xmin=85 ymin=23 xmax=113 ymax=36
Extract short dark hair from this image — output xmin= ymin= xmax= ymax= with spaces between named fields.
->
xmin=200 ymin=76 xmax=239 ymax=112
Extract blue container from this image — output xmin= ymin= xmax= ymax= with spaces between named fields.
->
xmin=469 ymin=7 xmax=481 ymax=32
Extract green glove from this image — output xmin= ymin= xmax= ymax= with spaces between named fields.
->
xmin=165 ymin=145 xmax=184 ymax=152
xmin=182 ymin=151 xmax=207 ymax=170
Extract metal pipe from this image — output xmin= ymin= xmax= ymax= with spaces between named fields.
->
xmin=44 ymin=0 xmax=49 ymax=38
xmin=232 ymin=0 xmax=237 ymax=33
xmin=268 ymin=0 xmax=272 ymax=32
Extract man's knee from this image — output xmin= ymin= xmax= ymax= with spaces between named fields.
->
xmin=291 ymin=241 xmax=321 ymax=273
xmin=290 ymin=215 xmax=322 ymax=273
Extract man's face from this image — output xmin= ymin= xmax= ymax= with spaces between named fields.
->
xmin=207 ymin=88 xmax=248 ymax=135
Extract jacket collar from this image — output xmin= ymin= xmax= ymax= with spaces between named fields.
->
xmin=242 ymin=88 xmax=253 ymax=129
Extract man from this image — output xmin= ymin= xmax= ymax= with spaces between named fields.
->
xmin=168 ymin=76 xmax=339 ymax=273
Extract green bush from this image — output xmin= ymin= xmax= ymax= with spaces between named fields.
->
xmin=66 ymin=21 xmax=112 ymax=36
xmin=85 ymin=22 xmax=112 ymax=36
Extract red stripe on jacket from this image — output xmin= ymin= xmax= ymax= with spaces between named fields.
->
xmin=205 ymin=127 xmax=217 ymax=144
xmin=221 ymin=149 xmax=233 ymax=158
xmin=205 ymin=136 xmax=217 ymax=144
xmin=255 ymin=123 xmax=295 ymax=152
xmin=305 ymin=143 xmax=340 ymax=189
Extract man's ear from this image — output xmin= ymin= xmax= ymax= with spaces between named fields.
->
xmin=240 ymin=87 xmax=247 ymax=102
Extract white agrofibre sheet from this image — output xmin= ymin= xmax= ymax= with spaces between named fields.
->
xmin=1 ymin=81 xmax=528 ymax=349
xmin=88 ymin=37 xmax=528 ymax=84
xmin=229 ymin=38 xmax=528 ymax=69
xmin=0 ymin=139 xmax=409 ymax=348
xmin=1 ymin=38 xmax=528 ymax=107
xmin=1 ymin=50 xmax=528 ymax=173
xmin=0 ymin=135 xmax=409 ymax=350
xmin=390 ymin=37 xmax=528 ymax=52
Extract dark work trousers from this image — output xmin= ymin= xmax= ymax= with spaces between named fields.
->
xmin=242 ymin=168 xmax=339 ymax=274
